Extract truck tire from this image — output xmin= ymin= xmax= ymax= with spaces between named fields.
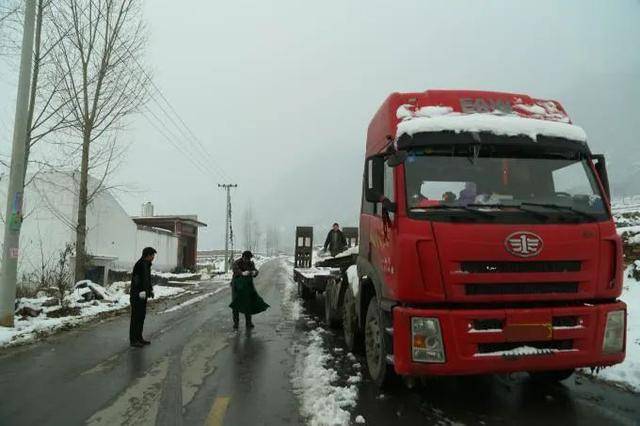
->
xmin=364 ymin=297 xmax=397 ymax=387
xmin=529 ymin=369 xmax=575 ymax=383
xmin=343 ymin=288 xmax=363 ymax=353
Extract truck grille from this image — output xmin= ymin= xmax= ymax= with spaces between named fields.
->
xmin=477 ymin=339 xmax=573 ymax=355
xmin=465 ymin=282 xmax=579 ymax=295
xmin=461 ymin=261 xmax=581 ymax=274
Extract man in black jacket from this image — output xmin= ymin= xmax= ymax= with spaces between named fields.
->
xmin=323 ymin=223 xmax=347 ymax=257
xmin=129 ymin=247 xmax=156 ymax=347
xmin=231 ymin=250 xmax=259 ymax=330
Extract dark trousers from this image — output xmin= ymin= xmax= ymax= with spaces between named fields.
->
xmin=232 ymin=309 xmax=252 ymax=325
xmin=129 ymin=298 xmax=147 ymax=342
xmin=231 ymin=284 xmax=252 ymax=325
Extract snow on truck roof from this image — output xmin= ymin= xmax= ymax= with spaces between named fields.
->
xmin=396 ymin=105 xmax=587 ymax=142
xmin=366 ymin=91 xmax=587 ymax=156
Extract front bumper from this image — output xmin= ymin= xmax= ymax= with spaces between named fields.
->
xmin=392 ymin=301 xmax=626 ymax=376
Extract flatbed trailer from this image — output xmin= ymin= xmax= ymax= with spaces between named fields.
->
xmin=293 ymin=266 xmax=341 ymax=297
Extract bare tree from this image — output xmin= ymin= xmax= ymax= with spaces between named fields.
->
xmin=48 ymin=0 xmax=149 ymax=281
xmin=242 ymin=205 xmax=254 ymax=252
xmin=0 ymin=0 xmax=77 ymax=188
xmin=265 ymin=225 xmax=280 ymax=256
xmin=0 ymin=2 xmax=20 ymax=56
xmin=242 ymin=204 xmax=263 ymax=252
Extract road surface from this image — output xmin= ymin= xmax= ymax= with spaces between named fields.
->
xmin=0 ymin=258 xmax=638 ymax=425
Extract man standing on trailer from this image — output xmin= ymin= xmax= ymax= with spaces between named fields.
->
xmin=323 ymin=222 xmax=348 ymax=257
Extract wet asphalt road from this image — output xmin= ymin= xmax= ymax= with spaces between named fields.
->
xmin=0 ymin=258 xmax=639 ymax=426
xmin=0 ymin=259 xmax=302 ymax=426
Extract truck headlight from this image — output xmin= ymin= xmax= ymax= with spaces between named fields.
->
xmin=411 ymin=317 xmax=445 ymax=363
xmin=602 ymin=310 xmax=625 ymax=354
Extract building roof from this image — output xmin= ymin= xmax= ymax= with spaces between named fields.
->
xmin=131 ymin=215 xmax=207 ymax=227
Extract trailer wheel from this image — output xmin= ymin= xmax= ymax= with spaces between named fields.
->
xmin=298 ymin=281 xmax=314 ymax=300
xmin=364 ymin=297 xmax=397 ymax=388
xmin=343 ymin=288 xmax=363 ymax=353
xmin=529 ymin=369 xmax=575 ymax=383
xmin=324 ymin=292 xmax=340 ymax=328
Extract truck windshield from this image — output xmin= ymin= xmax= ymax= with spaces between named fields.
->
xmin=404 ymin=149 xmax=609 ymax=223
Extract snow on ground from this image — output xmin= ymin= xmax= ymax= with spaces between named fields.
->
xmin=202 ymin=254 xmax=275 ymax=281
xmin=0 ymin=282 xmax=185 ymax=349
xmin=585 ymin=266 xmax=640 ymax=392
xmin=153 ymin=271 xmax=200 ymax=279
xmin=161 ymin=286 xmax=229 ymax=314
xmin=292 ymin=328 xmax=359 ymax=426
xmin=162 ymin=293 xmax=213 ymax=314
xmin=282 ymin=258 xmax=361 ymax=425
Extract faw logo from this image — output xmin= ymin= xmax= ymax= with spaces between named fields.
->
xmin=505 ymin=232 xmax=543 ymax=257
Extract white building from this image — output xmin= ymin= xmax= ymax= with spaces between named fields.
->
xmin=0 ymin=171 xmax=204 ymax=283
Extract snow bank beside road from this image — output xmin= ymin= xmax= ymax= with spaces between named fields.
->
xmin=282 ymin=257 xmax=360 ymax=425
xmin=281 ymin=259 xmax=302 ymax=321
xmin=292 ymin=328 xmax=359 ymax=426
xmin=0 ymin=283 xmax=184 ymax=349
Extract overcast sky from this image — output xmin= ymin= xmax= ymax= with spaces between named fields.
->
xmin=1 ymin=0 xmax=639 ymax=250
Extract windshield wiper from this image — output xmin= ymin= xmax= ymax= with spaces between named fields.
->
xmin=415 ymin=204 xmax=495 ymax=218
xmin=466 ymin=203 xmax=549 ymax=221
xmin=519 ymin=202 xmax=598 ymax=221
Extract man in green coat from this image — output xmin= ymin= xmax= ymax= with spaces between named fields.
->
xmin=229 ymin=251 xmax=269 ymax=330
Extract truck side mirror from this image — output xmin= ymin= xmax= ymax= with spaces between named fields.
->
xmin=386 ymin=151 xmax=407 ymax=168
xmin=365 ymin=156 xmax=385 ymax=202
xmin=381 ymin=197 xmax=397 ymax=213
xmin=592 ymin=154 xmax=610 ymax=200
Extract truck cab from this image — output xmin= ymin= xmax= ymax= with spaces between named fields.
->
xmin=346 ymin=90 xmax=626 ymax=386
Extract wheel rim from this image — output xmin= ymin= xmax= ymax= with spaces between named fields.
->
xmin=365 ymin=314 xmax=382 ymax=377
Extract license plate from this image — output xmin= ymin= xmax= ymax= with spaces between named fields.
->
xmin=503 ymin=323 xmax=552 ymax=341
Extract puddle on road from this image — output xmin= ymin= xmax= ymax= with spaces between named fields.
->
xmin=85 ymin=356 xmax=169 ymax=426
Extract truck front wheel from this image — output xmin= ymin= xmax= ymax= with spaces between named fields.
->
xmin=528 ymin=369 xmax=575 ymax=383
xmin=364 ymin=298 xmax=396 ymax=387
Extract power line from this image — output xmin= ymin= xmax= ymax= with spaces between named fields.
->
xmin=67 ymin=0 xmax=232 ymax=184
xmin=141 ymin=105 xmax=214 ymax=179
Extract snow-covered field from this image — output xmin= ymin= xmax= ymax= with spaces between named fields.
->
xmin=198 ymin=254 xmax=274 ymax=282
xmin=0 ymin=282 xmax=185 ymax=349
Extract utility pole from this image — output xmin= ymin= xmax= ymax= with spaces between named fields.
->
xmin=0 ymin=0 xmax=37 ymax=328
xmin=218 ymin=184 xmax=237 ymax=273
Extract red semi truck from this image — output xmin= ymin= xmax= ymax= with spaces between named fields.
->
xmin=339 ymin=89 xmax=626 ymax=386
